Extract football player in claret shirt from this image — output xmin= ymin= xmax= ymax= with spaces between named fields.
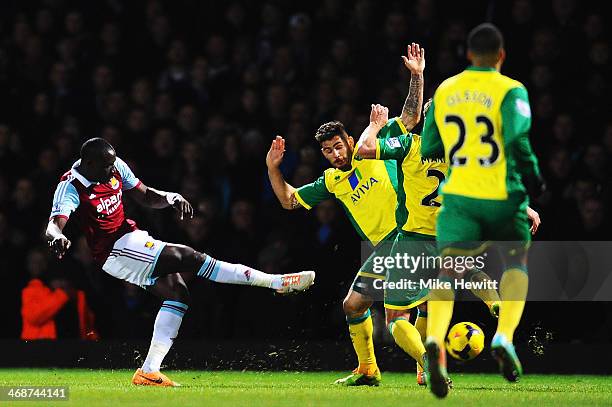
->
xmin=46 ymin=138 xmax=315 ymax=387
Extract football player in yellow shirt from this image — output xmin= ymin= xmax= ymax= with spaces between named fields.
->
xmin=420 ymin=23 xmax=544 ymax=398
xmin=266 ymin=48 xmax=425 ymax=386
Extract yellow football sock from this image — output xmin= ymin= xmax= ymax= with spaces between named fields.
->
xmin=389 ymin=318 xmax=426 ymax=368
xmin=468 ymin=269 xmax=501 ymax=309
xmin=347 ymin=310 xmax=377 ymax=372
xmin=414 ymin=310 xmax=427 ymax=373
xmin=496 ymin=269 xmax=528 ymax=342
xmin=426 ymin=288 xmax=455 ymax=345
xmin=415 ymin=310 xmax=427 ymax=342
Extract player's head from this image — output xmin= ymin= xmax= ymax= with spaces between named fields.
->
xmin=79 ymin=137 xmax=116 ymax=182
xmin=315 ymin=121 xmax=354 ymax=171
xmin=467 ymin=23 xmax=505 ymax=70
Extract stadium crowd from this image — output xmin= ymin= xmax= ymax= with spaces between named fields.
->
xmin=1 ymin=0 xmax=610 ymax=342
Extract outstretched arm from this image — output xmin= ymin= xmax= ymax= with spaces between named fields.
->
xmin=357 ymin=104 xmax=389 ymax=159
xmin=399 ymin=43 xmax=425 ymax=131
xmin=266 ymin=136 xmax=302 ymax=210
xmin=114 ymin=156 xmax=193 ymax=219
xmin=126 ymin=183 xmax=194 ymax=220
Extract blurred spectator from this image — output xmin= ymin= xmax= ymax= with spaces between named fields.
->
xmin=21 ymin=249 xmax=99 ymax=340
xmin=220 ymin=199 xmax=259 ymax=264
xmin=315 ymin=199 xmax=339 ymax=246
xmin=575 ymin=198 xmax=607 ymax=240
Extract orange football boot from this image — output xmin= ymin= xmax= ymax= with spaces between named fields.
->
xmin=131 ymin=368 xmax=180 ymax=387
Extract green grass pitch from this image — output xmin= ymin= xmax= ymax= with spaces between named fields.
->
xmin=1 ymin=369 xmax=611 ymax=407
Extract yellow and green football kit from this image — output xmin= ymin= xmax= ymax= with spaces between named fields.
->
xmin=295 ymin=137 xmax=401 ymax=378
xmin=294 ymin=146 xmax=399 ymax=296
xmin=372 ymin=118 xmax=450 ymax=309
xmin=421 ymin=66 xmax=541 ymax=252
xmin=420 ymin=66 xmax=542 ymax=350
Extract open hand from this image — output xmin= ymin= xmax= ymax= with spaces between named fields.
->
xmin=168 ymin=194 xmax=194 ymax=220
xmin=402 ymin=43 xmax=425 ymax=75
xmin=266 ymin=136 xmax=286 ymax=169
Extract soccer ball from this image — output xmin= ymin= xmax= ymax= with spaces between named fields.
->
xmin=445 ymin=322 xmax=485 ymax=361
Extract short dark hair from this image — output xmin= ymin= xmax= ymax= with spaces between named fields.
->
xmin=315 ymin=121 xmax=347 ymax=143
xmin=80 ymin=137 xmax=114 ymax=160
xmin=467 ymin=23 xmax=504 ymax=56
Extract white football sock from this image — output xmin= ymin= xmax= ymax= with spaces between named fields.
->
xmin=197 ymin=257 xmax=282 ymax=289
xmin=141 ymin=301 xmax=187 ymax=373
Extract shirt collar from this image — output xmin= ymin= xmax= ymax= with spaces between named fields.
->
xmin=466 ymin=65 xmax=497 ymax=72
xmin=71 ymin=160 xmax=96 ymax=187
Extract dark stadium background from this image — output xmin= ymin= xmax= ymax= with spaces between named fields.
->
xmin=0 ymin=0 xmax=610 ymax=370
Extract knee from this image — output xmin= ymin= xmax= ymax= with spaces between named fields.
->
xmin=385 ymin=309 xmax=409 ymax=327
xmin=168 ymin=289 xmax=191 ymax=307
xmin=191 ymin=249 xmax=207 ymax=265
xmin=164 ymin=245 xmax=186 ymax=263
xmin=504 ymin=245 xmax=528 ymax=267
xmin=169 ymin=245 xmax=207 ymax=271
xmin=168 ymin=275 xmax=191 ymax=306
xmin=343 ymin=295 xmax=370 ymax=318
xmin=440 ymin=265 xmax=458 ymax=280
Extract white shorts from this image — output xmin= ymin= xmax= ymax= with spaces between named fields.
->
xmin=102 ymin=230 xmax=167 ymax=287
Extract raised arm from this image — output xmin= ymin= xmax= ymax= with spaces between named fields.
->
xmin=266 ymin=136 xmax=302 ymax=210
xmin=357 ymin=104 xmax=390 ymax=159
xmin=399 ymin=43 xmax=425 ymax=131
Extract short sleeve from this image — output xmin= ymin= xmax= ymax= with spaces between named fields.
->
xmin=377 ymin=134 xmax=412 ymax=160
xmin=50 ymin=181 xmax=80 ymax=219
xmin=294 ymin=175 xmax=333 ymax=210
xmin=114 ymin=157 xmax=140 ymax=190
xmin=376 ymin=117 xmax=408 ymax=140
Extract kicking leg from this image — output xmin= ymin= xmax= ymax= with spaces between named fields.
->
xmin=152 ymin=243 xmax=314 ymax=293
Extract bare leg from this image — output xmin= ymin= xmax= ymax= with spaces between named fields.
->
xmin=151 ymin=243 xmax=314 ymax=292
xmin=343 ymin=289 xmax=373 ymax=319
